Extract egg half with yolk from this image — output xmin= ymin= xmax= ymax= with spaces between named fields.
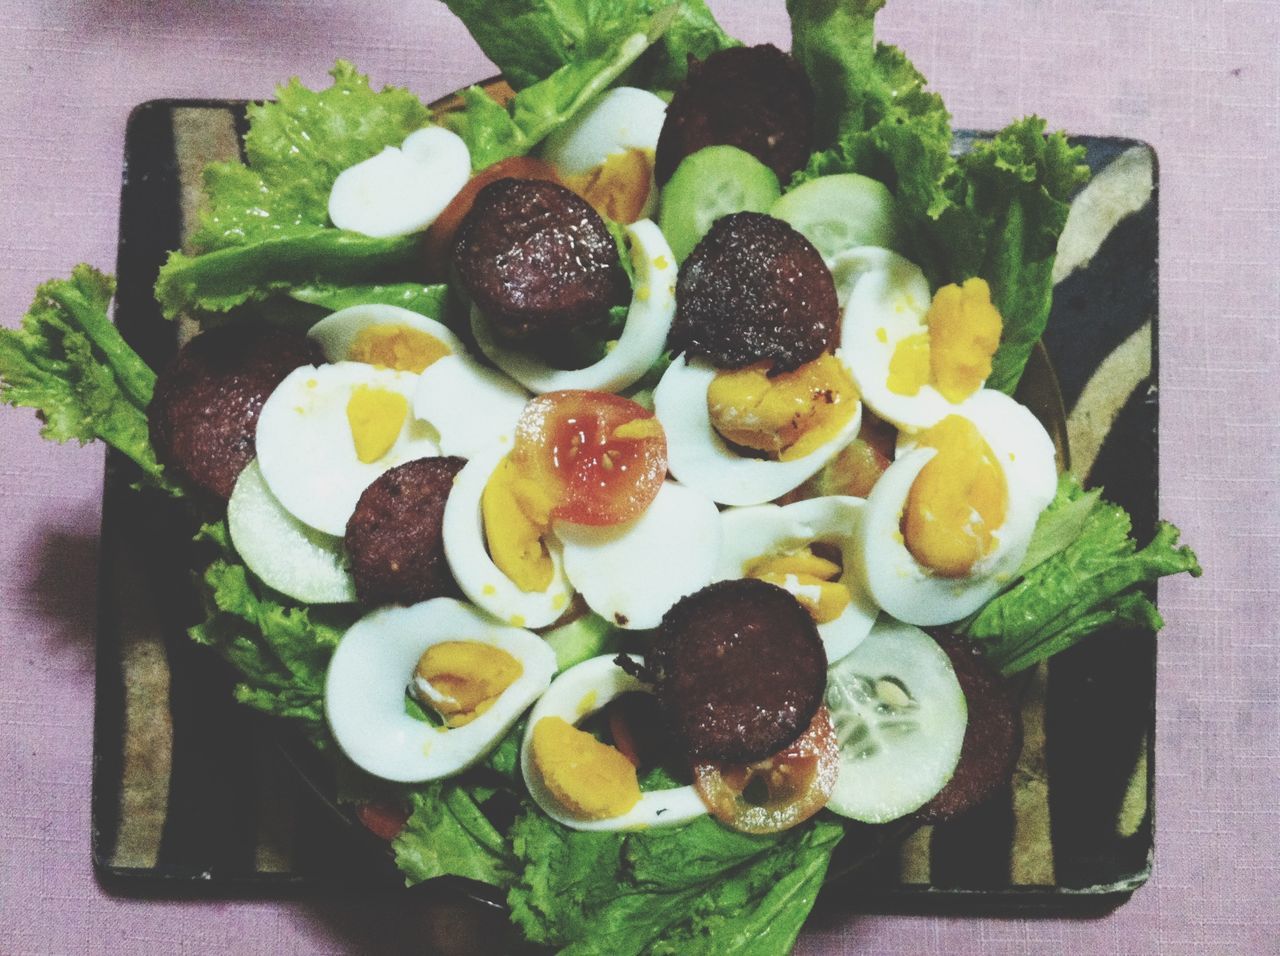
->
xmin=854 ymin=389 xmax=1057 ymax=626
xmin=326 ymin=598 xmax=556 ymax=782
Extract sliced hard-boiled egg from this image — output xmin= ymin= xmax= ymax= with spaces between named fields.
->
xmin=839 ymin=248 xmax=1004 ymax=432
xmin=442 ymin=443 xmax=573 ymax=629
xmin=541 ymin=86 xmax=667 ymax=223
xmin=328 ymin=126 xmax=471 ymax=238
xmin=716 ymin=496 xmax=878 ymax=663
xmin=413 ymin=354 xmax=530 ymax=458
xmin=520 ymin=655 xmax=708 ymax=831
xmin=307 ymin=304 xmax=463 ymax=372
xmin=470 ymin=219 xmax=677 ymax=395
xmin=653 ymin=354 xmax=862 ymax=506
xmin=554 ymin=481 xmax=721 ymax=630
xmin=227 ymin=459 xmax=356 ymax=604
xmin=326 ymin=598 xmax=556 ymax=783
xmin=855 ymin=389 xmax=1057 ymax=626
xmin=256 ymin=362 xmax=439 ymax=536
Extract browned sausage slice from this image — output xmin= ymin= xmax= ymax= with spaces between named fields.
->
xmin=149 ymin=325 xmax=318 ymax=500
xmin=914 ymin=633 xmax=1022 ymax=823
xmin=344 ymin=457 xmax=466 ymax=607
xmin=671 ymin=212 xmax=838 ymax=372
xmin=655 ymin=44 xmax=815 ymax=187
xmin=452 ymin=178 xmax=627 ymax=344
xmin=651 ymin=578 xmax=827 ymax=764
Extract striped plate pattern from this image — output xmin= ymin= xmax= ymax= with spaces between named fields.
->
xmin=93 ymin=102 xmax=1160 ymax=909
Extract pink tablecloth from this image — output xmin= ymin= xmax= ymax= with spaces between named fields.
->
xmin=1 ymin=1 xmax=1275 ymax=953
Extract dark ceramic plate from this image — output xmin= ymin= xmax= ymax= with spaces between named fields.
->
xmin=92 ymin=93 xmax=1160 ymax=917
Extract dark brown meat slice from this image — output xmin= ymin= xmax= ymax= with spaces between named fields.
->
xmin=914 ymin=633 xmax=1022 ymax=823
xmin=655 ymin=44 xmax=815 ymax=186
xmin=452 ymin=178 xmax=628 ymax=343
xmin=149 ymin=324 xmax=317 ymax=500
xmin=671 ymin=212 xmax=837 ymax=373
xmin=344 ymin=457 xmax=465 ymax=607
xmin=651 ymin=579 xmax=827 ymax=764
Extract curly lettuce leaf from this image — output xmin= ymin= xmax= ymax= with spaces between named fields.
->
xmin=288 ymin=281 xmax=451 ymax=319
xmin=445 ymin=23 xmax=663 ymax=170
xmin=392 ymin=784 xmax=516 ymax=888
xmin=788 ymin=0 xmax=1089 ymax=392
xmin=509 ymin=811 xmax=843 ymax=955
xmin=188 ymin=521 xmax=353 ymax=743
xmin=440 ymin=0 xmax=733 ymax=91
xmin=961 ymin=474 xmax=1202 ymax=674
xmin=0 ymin=265 xmax=177 ymax=491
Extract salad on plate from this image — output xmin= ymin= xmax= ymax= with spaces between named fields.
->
xmin=0 ymin=0 xmax=1201 ymax=951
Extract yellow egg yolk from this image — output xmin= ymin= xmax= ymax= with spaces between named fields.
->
xmin=346 ymin=386 xmax=408 ymax=463
xmin=565 ymin=148 xmax=654 ymax=225
xmin=348 ymin=324 xmax=452 ymax=373
xmin=531 ymin=716 xmax=641 ymax=820
xmin=887 ymin=278 xmax=1002 ymax=402
xmin=902 ymin=415 xmax=1008 ymax=578
xmin=707 ymin=354 xmax=859 ymax=461
xmin=746 ymin=548 xmax=851 ymax=624
xmin=415 ymin=641 xmax=523 ymax=727
xmin=482 ymin=455 xmax=557 ymax=593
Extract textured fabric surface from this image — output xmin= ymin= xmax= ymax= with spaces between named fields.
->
xmin=0 ymin=1 xmax=1275 ymax=954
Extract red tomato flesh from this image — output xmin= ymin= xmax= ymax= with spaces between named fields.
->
xmin=355 ymin=800 xmax=411 ymax=841
xmin=693 ymin=707 xmax=839 ymax=834
xmin=513 ymin=390 xmax=667 ymax=526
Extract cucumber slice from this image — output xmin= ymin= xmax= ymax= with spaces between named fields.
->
xmin=542 ymin=612 xmax=622 ymax=671
xmin=824 ymin=616 xmax=967 ymax=823
xmin=771 ymin=173 xmax=900 ymax=262
xmin=658 ymin=146 xmax=780 ymax=262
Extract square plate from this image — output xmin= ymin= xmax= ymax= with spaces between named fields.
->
xmin=93 ymin=100 xmax=1160 ymax=912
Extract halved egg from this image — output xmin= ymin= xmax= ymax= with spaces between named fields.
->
xmin=554 ymin=481 xmax=722 ymax=630
xmin=227 ymin=459 xmax=356 ymax=604
xmin=520 ymin=655 xmax=708 ymax=831
xmin=470 ymin=218 xmax=677 ymax=395
xmin=413 ymin=354 xmax=531 ymax=458
xmin=326 ymin=598 xmax=556 ymax=783
xmin=716 ymin=496 xmax=878 ymax=663
xmin=541 ymin=86 xmax=667 ymax=224
xmin=328 ymin=125 xmax=471 ymax=238
xmin=653 ymin=354 xmax=863 ymax=506
xmin=839 ymin=248 xmax=1002 ymax=433
xmin=307 ymin=303 xmax=463 ymax=371
xmin=854 ymin=389 xmax=1057 ymax=626
xmin=442 ymin=443 xmax=573 ymax=629
xmin=255 ymin=362 xmax=439 ymax=536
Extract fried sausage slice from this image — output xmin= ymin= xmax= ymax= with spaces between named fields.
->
xmin=655 ymin=44 xmax=815 ymax=186
xmin=915 ymin=633 xmax=1022 ymax=823
xmin=671 ymin=212 xmax=837 ymax=372
xmin=344 ymin=457 xmax=466 ymax=607
xmin=452 ymin=178 xmax=628 ymax=344
xmin=149 ymin=324 xmax=317 ymax=500
xmin=651 ymin=578 xmax=827 ymax=764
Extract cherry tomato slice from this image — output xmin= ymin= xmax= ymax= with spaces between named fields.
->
xmin=355 ymin=800 xmax=411 ymax=841
xmin=424 ymin=156 xmax=562 ymax=278
xmin=693 ymin=707 xmax=839 ymax=834
xmin=513 ymin=390 xmax=667 ymax=526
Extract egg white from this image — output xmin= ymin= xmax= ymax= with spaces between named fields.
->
xmin=855 ymin=389 xmax=1058 ymax=626
xmin=717 ymin=496 xmax=878 ymax=663
xmin=227 ymin=459 xmax=356 ymax=604
xmin=442 ymin=443 xmax=574 ymax=629
xmin=256 ymin=362 xmax=440 ymax=536
xmin=414 ymin=354 xmax=531 ymax=459
xmin=554 ymin=481 xmax=721 ymax=630
xmin=837 ymin=247 xmax=971 ymax=433
xmin=307 ymin=303 xmax=464 ymax=366
xmin=520 ymin=655 xmax=708 ymax=831
xmin=470 ymin=218 xmax=676 ymax=395
xmin=326 ymin=598 xmax=556 ymax=783
xmin=328 ymin=125 xmax=471 ymax=238
xmin=653 ymin=354 xmax=863 ymax=506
